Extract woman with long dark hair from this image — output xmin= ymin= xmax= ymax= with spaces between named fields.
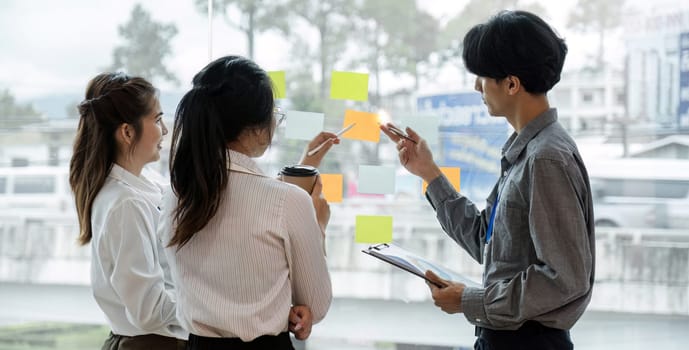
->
xmin=70 ymin=72 xmax=186 ymax=349
xmin=160 ymin=55 xmax=335 ymax=349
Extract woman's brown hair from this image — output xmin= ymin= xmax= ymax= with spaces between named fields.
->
xmin=69 ymin=72 xmax=157 ymax=245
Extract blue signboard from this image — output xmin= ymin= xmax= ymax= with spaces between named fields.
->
xmin=679 ymin=32 xmax=689 ymax=128
xmin=417 ymin=92 xmax=509 ymax=200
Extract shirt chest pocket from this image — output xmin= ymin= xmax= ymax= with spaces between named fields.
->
xmin=491 ymin=187 xmax=530 ymax=262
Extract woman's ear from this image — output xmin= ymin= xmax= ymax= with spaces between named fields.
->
xmin=253 ymin=126 xmax=271 ymax=146
xmin=116 ymin=123 xmax=135 ymax=146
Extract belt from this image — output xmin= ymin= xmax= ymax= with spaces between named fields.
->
xmin=475 ymin=321 xmax=561 ymax=336
xmin=188 ymin=332 xmax=293 ymax=350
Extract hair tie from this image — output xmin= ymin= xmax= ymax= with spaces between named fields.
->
xmin=78 ymin=93 xmax=109 ymax=119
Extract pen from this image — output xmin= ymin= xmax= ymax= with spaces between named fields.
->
xmin=387 ymin=124 xmax=417 ymax=144
xmin=306 ymin=123 xmax=356 ymax=156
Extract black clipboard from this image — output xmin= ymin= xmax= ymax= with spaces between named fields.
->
xmin=362 ymin=243 xmax=481 ymax=288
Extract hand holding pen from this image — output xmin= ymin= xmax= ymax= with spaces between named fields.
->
xmin=380 ymin=122 xmax=442 ymax=183
xmin=298 ymin=125 xmax=352 ymax=168
xmin=307 ymin=123 xmax=355 ymax=156
xmin=384 ymin=123 xmax=417 ymax=144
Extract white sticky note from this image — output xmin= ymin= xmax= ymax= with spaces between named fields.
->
xmin=400 ymin=116 xmax=440 ymax=145
xmin=358 ymin=165 xmax=396 ymax=194
xmin=285 ymin=111 xmax=325 ymax=140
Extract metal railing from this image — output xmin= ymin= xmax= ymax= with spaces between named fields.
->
xmin=1 ymin=207 xmax=688 ymax=314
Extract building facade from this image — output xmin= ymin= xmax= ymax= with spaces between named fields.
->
xmin=624 ymin=8 xmax=689 ymax=130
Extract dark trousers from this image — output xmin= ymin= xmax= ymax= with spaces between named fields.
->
xmin=102 ymin=332 xmax=186 ymax=350
xmin=187 ymin=332 xmax=294 ymax=350
xmin=474 ymin=321 xmax=573 ymax=350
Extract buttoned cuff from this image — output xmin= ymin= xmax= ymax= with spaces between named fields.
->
xmin=425 ymin=175 xmax=457 ymax=210
xmin=462 ymin=286 xmax=488 ymax=327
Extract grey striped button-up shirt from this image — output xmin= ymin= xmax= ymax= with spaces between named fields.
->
xmin=426 ymin=108 xmax=595 ymax=331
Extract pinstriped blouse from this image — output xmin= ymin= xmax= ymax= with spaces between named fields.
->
xmin=159 ymin=149 xmax=332 ymax=341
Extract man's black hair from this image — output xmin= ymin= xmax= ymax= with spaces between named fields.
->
xmin=462 ymin=10 xmax=568 ymax=94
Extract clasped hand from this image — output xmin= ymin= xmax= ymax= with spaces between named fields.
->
xmin=289 ymin=305 xmax=313 ymax=340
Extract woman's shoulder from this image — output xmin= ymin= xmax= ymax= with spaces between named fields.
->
xmin=95 ymin=178 xmax=153 ymax=214
xmin=249 ymin=176 xmax=312 ymax=209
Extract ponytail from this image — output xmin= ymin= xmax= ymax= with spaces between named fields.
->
xmin=168 ymin=55 xmax=274 ymax=248
xmin=70 ymin=101 xmax=114 ymax=245
xmin=168 ymin=89 xmax=229 ymax=248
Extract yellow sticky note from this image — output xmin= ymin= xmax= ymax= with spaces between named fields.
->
xmin=321 ymin=174 xmax=343 ymax=203
xmin=330 ymin=71 xmax=369 ymax=101
xmin=355 ymin=215 xmax=393 ymax=243
xmin=423 ymin=167 xmax=460 ymax=193
xmin=268 ymin=71 xmax=286 ymax=99
xmin=342 ymin=109 xmax=380 ymax=142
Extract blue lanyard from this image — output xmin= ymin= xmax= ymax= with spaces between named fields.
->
xmin=486 ymin=169 xmax=510 ymax=243
xmin=486 ymin=192 xmax=500 ymax=243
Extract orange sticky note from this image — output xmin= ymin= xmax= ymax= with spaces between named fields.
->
xmin=355 ymin=215 xmax=393 ymax=243
xmin=342 ymin=109 xmax=380 ymax=142
xmin=320 ymin=174 xmax=343 ymax=203
xmin=423 ymin=167 xmax=460 ymax=193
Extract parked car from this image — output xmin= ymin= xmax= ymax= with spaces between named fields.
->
xmin=586 ymin=158 xmax=689 ymax=229
xmin=0 ymin=165 xmax=170 ymax=218
xmin=0 ymin=166 xmax=74 ymax=217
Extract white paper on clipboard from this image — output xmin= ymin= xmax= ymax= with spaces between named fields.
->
xmin=362 ymin=243 xmax=481 ymax=288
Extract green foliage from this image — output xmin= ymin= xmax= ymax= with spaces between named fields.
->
xmin=109 ymin=4 xmax=179 ymax=85
xmin=195 ymin=0 xmax=290 ymax=58
xmin=0 ymin=89 xmax=43 ymax=128
xmin=567 ymin=0 xmax=623 ymax=33
xmin=567 ymin=0 xmax=625 ymax=67
xmin=286 ymin=0 xmax=356 ymax=98
xmin=276 ymin=0 xmax=444 ymax=165
xmin=353 ymin=0 xmax=442 ymax=103
xmin=439 ymin=0 xmax=548 ymax=68
xmin=0 ymin=322 xmax=109 ymax=350
xmin=284 ymin=44 xmax=323 ymax=113
xmin=384 ymin=8 xmax=440 ymax=89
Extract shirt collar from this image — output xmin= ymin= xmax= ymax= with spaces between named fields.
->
xmin=108 ymin=163 xmax=162 ymax=202
xmin=227 ymin=149 xmax=265 ymax=176
xmin=503 ymin=108 xmax=558 ymax=164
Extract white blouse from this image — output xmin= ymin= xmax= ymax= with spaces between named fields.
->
xmin=90 ymin=164 xmax=186 ymax=339
xmin=159 ymin=150 xmax=332 ymax=341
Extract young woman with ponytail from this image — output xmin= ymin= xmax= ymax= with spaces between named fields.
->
xmin=69 ymin=72 xmax=187 ymax=349
xmin=159 ymin=55 xmax=336 ymax=349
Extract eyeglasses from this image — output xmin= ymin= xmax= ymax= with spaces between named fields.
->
xmin=274 ymin=107 xmax=286 ymax=126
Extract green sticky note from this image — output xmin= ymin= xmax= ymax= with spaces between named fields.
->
xmin=355 ymin=215 xmax=393 ymax=243
xmin=268 ymin=71 xmax=286 ymax=99
xmin=330 ymin=71 xmax=369 ymax=101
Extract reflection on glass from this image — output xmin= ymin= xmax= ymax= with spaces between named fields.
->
xmin=1 ymin=0 xmax=688 ymax=348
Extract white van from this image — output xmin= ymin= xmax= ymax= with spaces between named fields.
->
xmin=0 ymin=166 xmax=75 ymax=217
xmin=586 ymin=158 xmax=689 ymax=229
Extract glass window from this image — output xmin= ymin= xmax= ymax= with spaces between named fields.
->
xmin=582 ymin=91 xmax=594 ymax=103
xmin=12 ymin=175 xmax=55 ymax=194
xmin=599 ymin=179 xmax=689 ymax=199
xmin=2 ymin=0 xmax=689 ymax=348
xmin=616 ymin=91 xmax=626 ymax=105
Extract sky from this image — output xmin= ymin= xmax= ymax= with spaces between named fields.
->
xmin=0 ymin=0 xmax=685 ymax=103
